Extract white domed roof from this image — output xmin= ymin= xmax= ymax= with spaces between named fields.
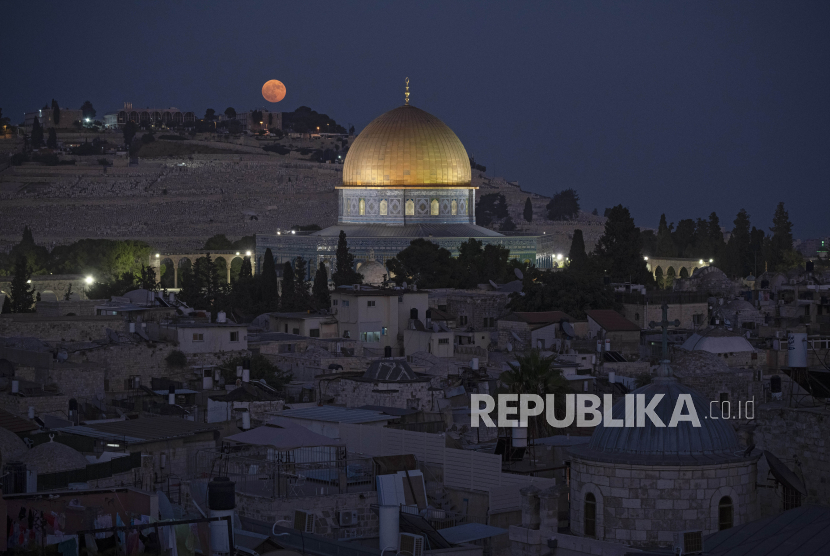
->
xmin=0 ymin=427 xmax=28 ymax=464
xmin=680 ymin=328 xmax=755 ymax=354
xmin=358 ymin=260 xmax=386 ymax=286
xmin=22 ymin=440 xmax=88 ymax=473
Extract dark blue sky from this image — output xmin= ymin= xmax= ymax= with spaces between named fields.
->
xmin=3 ymin=1 xmax=828 ymax=237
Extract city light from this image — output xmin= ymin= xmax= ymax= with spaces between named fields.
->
xmin=291 ymin=230 xmax=296 ymax=234
xmin=709 ymin=259 xmax=714 ymax=263
xmin=557 ymin=253 xmax=563 ymax=261
xmin=85 ymin=276 xmax=94 ymax=284
xmin=644 ymin=256 xmax=648 ymax=261
xmin=699 ymin=259 xmax=704 ymax=265
xmin=155 ymin=253 xmax=160 ymax=258
xmin=236 ymin=251 xmax=240 ymax=256
xmin=246 ymin=251 xmax=251 ymax=256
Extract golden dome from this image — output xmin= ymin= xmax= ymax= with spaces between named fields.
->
xmin=342 ymin=105 xmax=471 ymax=188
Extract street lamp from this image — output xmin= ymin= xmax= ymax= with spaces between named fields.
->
xmin=246 ymin=250 xmax=252 ymax=257
xmin=709 ymin=259 xmax=714 ymax=263
xmin=155 ymin=253 xmax=160 ymax=258
xmin=85 ymin=276 xmax=94 ymax=285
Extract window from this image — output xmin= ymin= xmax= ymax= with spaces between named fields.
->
xmin=380 ymin=199 xmax=387 ymax=215
xmin=309 ymin=328 xmax=320 ymax=338
xmin=230 ymin=331 xmax=239 ymax=342
xmin=483 ymin=317 xmax=495 ymax=328
xmin=584 ymin=493 xmax=596 ymax=537
xmin=438 ymin=338 xmax=449 ymax=345
xmin=192 ymin=333 xmax=204 ymax=342
xmin=360 ymin=331 xmax=380 ymax=343
xmin=359 ymin=198 xmax=365 ymax=215
xmin=783 ymin=485 xmax=802 ymax=511
xmin=292 ymin=328 xmax=300 ymax=335
xmin=343 ymin=330 xmax=350 ymax=338
xmin=430 ymin=199 xmax=439 ymax=215
xmin=381 ymin=327 xmax=388 ymax=336
xmin=459 ymin=316 xmax=468 ymax=326
xmin=342 ymin=300 xmax=350 ymax=307
xmin=284 ymin=324 xmax=288 ymax=333
xmin=367 ymin=300 xmax=376 ymax=307
xmin=718 ymin=496 xmax=733 ymax=530
xmin=332 ymin=299 xmax=338 ymax=306
xmin=451 ymin=200 xmax=457 ymax=215
xmin=405 ymin=199 xmax=415 ymax=215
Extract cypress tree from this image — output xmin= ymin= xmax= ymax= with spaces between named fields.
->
xmin=10 ymin=255 xmax=36 ymax=313
xmin=51 ymin=99 xmax=61 ymax=126
xmin=293 ymin=257 xmax=312 ymax=310
xmin=47 ymin=128 xmax=58 ymax=149
xmin=331 ymin=230 xmax=362 ymax=286
xmin=312 ymin=262 xmax=330 ymax=309
xmin=281 ymin=262 xmax=296 ymax=311
xmin=260 ymin=248 xmax=279 ymax=310
xmin=768 ymin=202 xmax=794 ymax=271
xmin=568 ymin=229 xmax=587 ymax=269
xmin=656 ymin=214 xmax=676 ymax=256
xmin=31 ymin=117 xmax=44 ymax=148
xmin=523 ymin=197 xmax=533 ymax=223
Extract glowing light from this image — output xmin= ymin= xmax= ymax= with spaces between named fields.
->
xmin=556 ymin=254 xmax=563 ymax=261
xmin=236 ymin=251 xmax=240 ymax=256
xmin=291 ymin=230 xmax=296 ymax=235
xmin=27 ymin=280 xmax=31 ymax=284
xmin=246 ymin=251 xmax=252 ymax=256
xmin=643 ymin=256 xmax=648 ymax=261
xmin=155 ymin=253 xmax=160 ymax=258
xmin=709 ymin=259 xmax=714 ymax=263
xmin=699 ymin=259 xmax=704 ymax=265
xmin=85 ymin=276 xmax=94 ymax=284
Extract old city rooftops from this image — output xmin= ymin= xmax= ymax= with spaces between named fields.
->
xmin=585 ymin=309 xmax=641 ymax=332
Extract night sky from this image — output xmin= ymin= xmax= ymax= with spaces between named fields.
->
xmin=3 ymin=1 xmax=828 ymax=237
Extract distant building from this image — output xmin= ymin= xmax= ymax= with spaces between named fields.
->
xmin=24 ymin=107 xmax=83 ymax=131
xmin=233 ymin=109 xmax=282 ymax=133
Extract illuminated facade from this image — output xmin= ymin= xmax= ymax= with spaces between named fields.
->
xmin=255 ymin=100 xmax=536 ymax=281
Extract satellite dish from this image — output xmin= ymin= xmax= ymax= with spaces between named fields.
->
xmin=514 ymin=268 xmax=524 ymax=280
xmin=561 ymin=321 xmax=576 ymax=339
xmin=506 ymin=342 xmax=513 ymax=352
xmin=488 ymin=280 xmax=499 ymax=289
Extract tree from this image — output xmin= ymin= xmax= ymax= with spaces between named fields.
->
xmin=655 ymin=214 xmax=676 ymax=257
xmin=1 ymin=295 xmax=10 ymax=314
xmin=31 ymin=117 xmax=44 ymax=148
xmin=203 ymin=234 xmax=234 ymax=250
xmin=224 ymin=107 xmax=236 ymax=120
xmin=222 ymin=354 xmax=292 ymax=390
xmin=523 ymin=197 xmax=533 ymax=223
xmin=281 ymin=262 xmax=296 ymax=311
xmin=312 ymin=262 xmax=330 ymax=309
xmin=508 ymin=265 xmax=617 ymax=318
xmin=568 ymin=230 xmax=587 ymax=269
xmin=260 ymin=248 xmax=279 ymax=311
xmin=546 ymin=188 xmax=580 ymax=221
xmin=725 ymin=209 xmax=752 ymax=277
xmin=501 ymin=349 xmax=572 ymax=433
xmin=593 ymin=205 xmax=652 ymax=285
xmin=80 ymin=100 xmax=96 ymax=120
xmin=386 ymin=239 xmax=457 ymax=288
xmin=768 ymin=202 xmax=796 ymax=271
xmin=592 ymin=208 xmax=599 ymax=216
xmin=499 ymin=216 xmax=517 ymax=232
xmin=51 ymin=99 xmax=60 ymax=126
xmin=137 ymin=265 xmax=159 ymax=291
xmin=476 ymin=193 xmax=509 ymax=226
xmin=293 ymin=257 xmax=313 ymax=310
xmin=672 ymin=219 xmax=696 ymax=257
xmin=123 ymin=121 xmax=138 ymax=146
xmin=47 ymin=128 xmax=57 ymax=149
xmin=331 ymin=231 xmax=363 ymax=287
xmin=204 ymin=108 xmax=216 ymax=121
xmin=239 ymin=256 xmax=253 ymax=279
xmin=9 ymin=255 xmax=36 ymax=313
xmin=64 ymin=284 xmax=73 ymax=301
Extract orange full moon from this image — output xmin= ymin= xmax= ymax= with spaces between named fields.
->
xmin=262 ymin=80 xmax=286 ymax=103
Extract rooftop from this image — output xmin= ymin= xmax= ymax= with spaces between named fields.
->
xmin=275 ymin=406 xmax=393 ymax=424
xmin=586 ymin=309 xmax=641 ymax=332
xmin=58 ymin=417 xmax=218 ymax=443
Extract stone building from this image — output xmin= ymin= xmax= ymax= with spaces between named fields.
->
xmin=325 ymin=359 xmax=438 ymax=411
xmin=679 ymin=327 xmax=759 ymax=368
xmin=497 ymin=311 xmax=574 ymax=352
xmin=586 ymin=310 xmax=641 ymax=355
xmin=567 ymin=362 xmax=760 ymax=548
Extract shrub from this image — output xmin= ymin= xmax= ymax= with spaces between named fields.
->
xmin=166 ymin=350 xmax=187 ymax=368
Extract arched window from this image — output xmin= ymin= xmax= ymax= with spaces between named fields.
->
xmin=451 ymin=200 xmax=458 ymax=215
xmin=405 ymin=199 xmax=415 ymax=215
xmin=680 ymin=267 xmax=689 ymax=279
xmin=359 ymin=199 xmax=365 ymax=215
xmin=718 ymin=496 xmax=733 ymax=530
xmin=584 ymin=493 xmax=596 ymax=537
xmin=430 ymin=199 xmax=439 ymax=215
xmin=379 ymin=199 xmax=387 ymax=216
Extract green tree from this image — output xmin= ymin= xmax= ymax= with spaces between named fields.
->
xmin=123 ymin=121 xmax=138 ymax=146
xmin=30 ymin=117 xmax=44 ymax=148
xmin=593 ymin=205 xmax=652 ymax=285
xmin=239 ymin=256 xmax=253 ymax=279
xmin=204 ymin=108 xmax=216 ymax=121
xmin=655 ymin=214 xmax=676 ymax=256
xmin=224 ymin=107 xmax=236 ymax=120
xmin=749 ymin=226 xmax=767 ymax=276
xmin=137 ymin=264 xmax=159 ymax=291
xmin=546 ymin=188 xmax=580 ymax=221
xmin=499 ymin=216 xmax=517 ymax=232
xmin=476 ymin=193 xmax=509 ymax=226
xmin=725 ymin=209 xmax=752 ymax=277
xmin=260 ymin=248 xmax=279 ymax=311
xmin=9 ymin=255 xmax=36 ymax=313
xmin=203 ymin=234 xmax=234 ymax=250
xmin=281 ymin=262 xmax=296 ymax=311
xmin=46 ymin=128 xmax=57 ymax=149
xmin=80 ymin=100 xmax=96 ymax=120
xmin=568 ymin=229 xmax=588 ymax=270
xmin=523 ymin=197 xmax=533 ymax=223
xmin=293 ymin=257 xmax=313 ymax=310
xmin=386 ymin=239 xmax=457 ymax=288
xmin=501 ymin=349 xmax=572 ymax=434
xmin=767 ymin=202 xmax=796 ymax=271
xmin=63 ymin=284 xmax=73 ymax=301
xmin=508 ymin=265 xmax=617 ymax=318
xmin=86 ymin=271 xmax=139 ymax=299
xmin=51 ymin=99 xmax=61 ymax=126
xmin=672 ymin=219 xmax=697 ymax=257
xmin=8 ymin=226 xmax=50 ymax=275
xmin=331 ymin=231 xmax=363 ymax=287
xmin=312 ymin=262 xmax=330 ymax=309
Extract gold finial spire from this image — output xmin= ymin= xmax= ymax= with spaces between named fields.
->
xmin=405 ymin=77 xmax=410 ymax=105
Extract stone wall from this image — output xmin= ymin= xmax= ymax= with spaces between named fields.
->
xmin=620 ymin=301 xmax=708 ymax=332
xmin=569 ymin=457 xmax=758 ymax=547
xmin=0 ymin=314 xmax=123 ymax=342
xmin=331 ymin=378 xmax=438 ymax=411
xmin=235 ymin=491 xmax=379 ymax=540
xmin=0 ymin=392 xmax=69 ymax=418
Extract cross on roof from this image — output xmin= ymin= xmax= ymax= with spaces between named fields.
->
xmin=649 ymin=303 xmax=680 ymax=373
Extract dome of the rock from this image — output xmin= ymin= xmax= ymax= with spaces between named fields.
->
xmin=342 ymin=105 xmax=471 ymax=188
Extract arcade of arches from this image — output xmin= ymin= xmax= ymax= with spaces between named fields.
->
xmin=151 ymin=251 xmax=255 ymax=288
xmin=645 ymin=257 xmax=710 ymax=287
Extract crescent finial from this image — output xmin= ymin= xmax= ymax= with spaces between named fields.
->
xmin=405 ymin=77 xmax=410 ymax=106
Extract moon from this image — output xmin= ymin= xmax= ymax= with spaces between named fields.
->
xmin=262 ymin=80 xmax=286 ymax=103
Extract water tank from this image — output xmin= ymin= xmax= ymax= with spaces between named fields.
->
xmin=27 ymin=407 xmax=35 ymax=419
xmin=471 ymin=357 xmax=479 ymax=371
xmin=240 ymin=409 xmax=251 ymax=431
xmin=384 ymin=346 xmax=392 ymax=358
xmin=208 ymin=477 xmax=236 ymax=555
xmin=129 ymin=323 xmax=136 ymax=333
xmin=378 ymin=505 xmax=399 ymax=554
xmin=202 ymin=375 xmax=214 ymax=390
xmin=410 ymin=308 xmax=418 ymax=320
xmin=604 ymin=339 xmax=611 ymax=352
xmin=242 ymin=368 xmax=250 ymax=383
xmin=217 ymin=311 xmax=227 ymax=323
xmin=787 ymin=332 xmax=808 ymax=368
xmin=512 ymin=427 xmax=528 ymax=448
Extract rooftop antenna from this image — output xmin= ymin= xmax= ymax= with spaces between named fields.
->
xmin=649 ymin=302 xmax=680 ymax=377
xmin=405 ymin=77 xmax=410 ymax=106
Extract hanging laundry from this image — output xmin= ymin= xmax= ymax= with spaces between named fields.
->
xmin=175 ymin=524 xmax=194 ymax=556
xmin=84 ymin=534 xmax=99 ymax=556
xmin=57 ymin=536 xmax=78 ymax=556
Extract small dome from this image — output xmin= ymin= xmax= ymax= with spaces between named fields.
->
xmin=577 ymin=378 xmax=740 ymax=465
xmin=358 ymin=260 xmax=386 ymax=286
xmin=342 ymin=105 xmax=471 ymax=188
xmin=0 ymin=427 xmax=28 ymax=464
xmin=22 ymin=440 xmax=88 ymax=473
xmin=680 ymin=328 xmax=755 ymax=354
